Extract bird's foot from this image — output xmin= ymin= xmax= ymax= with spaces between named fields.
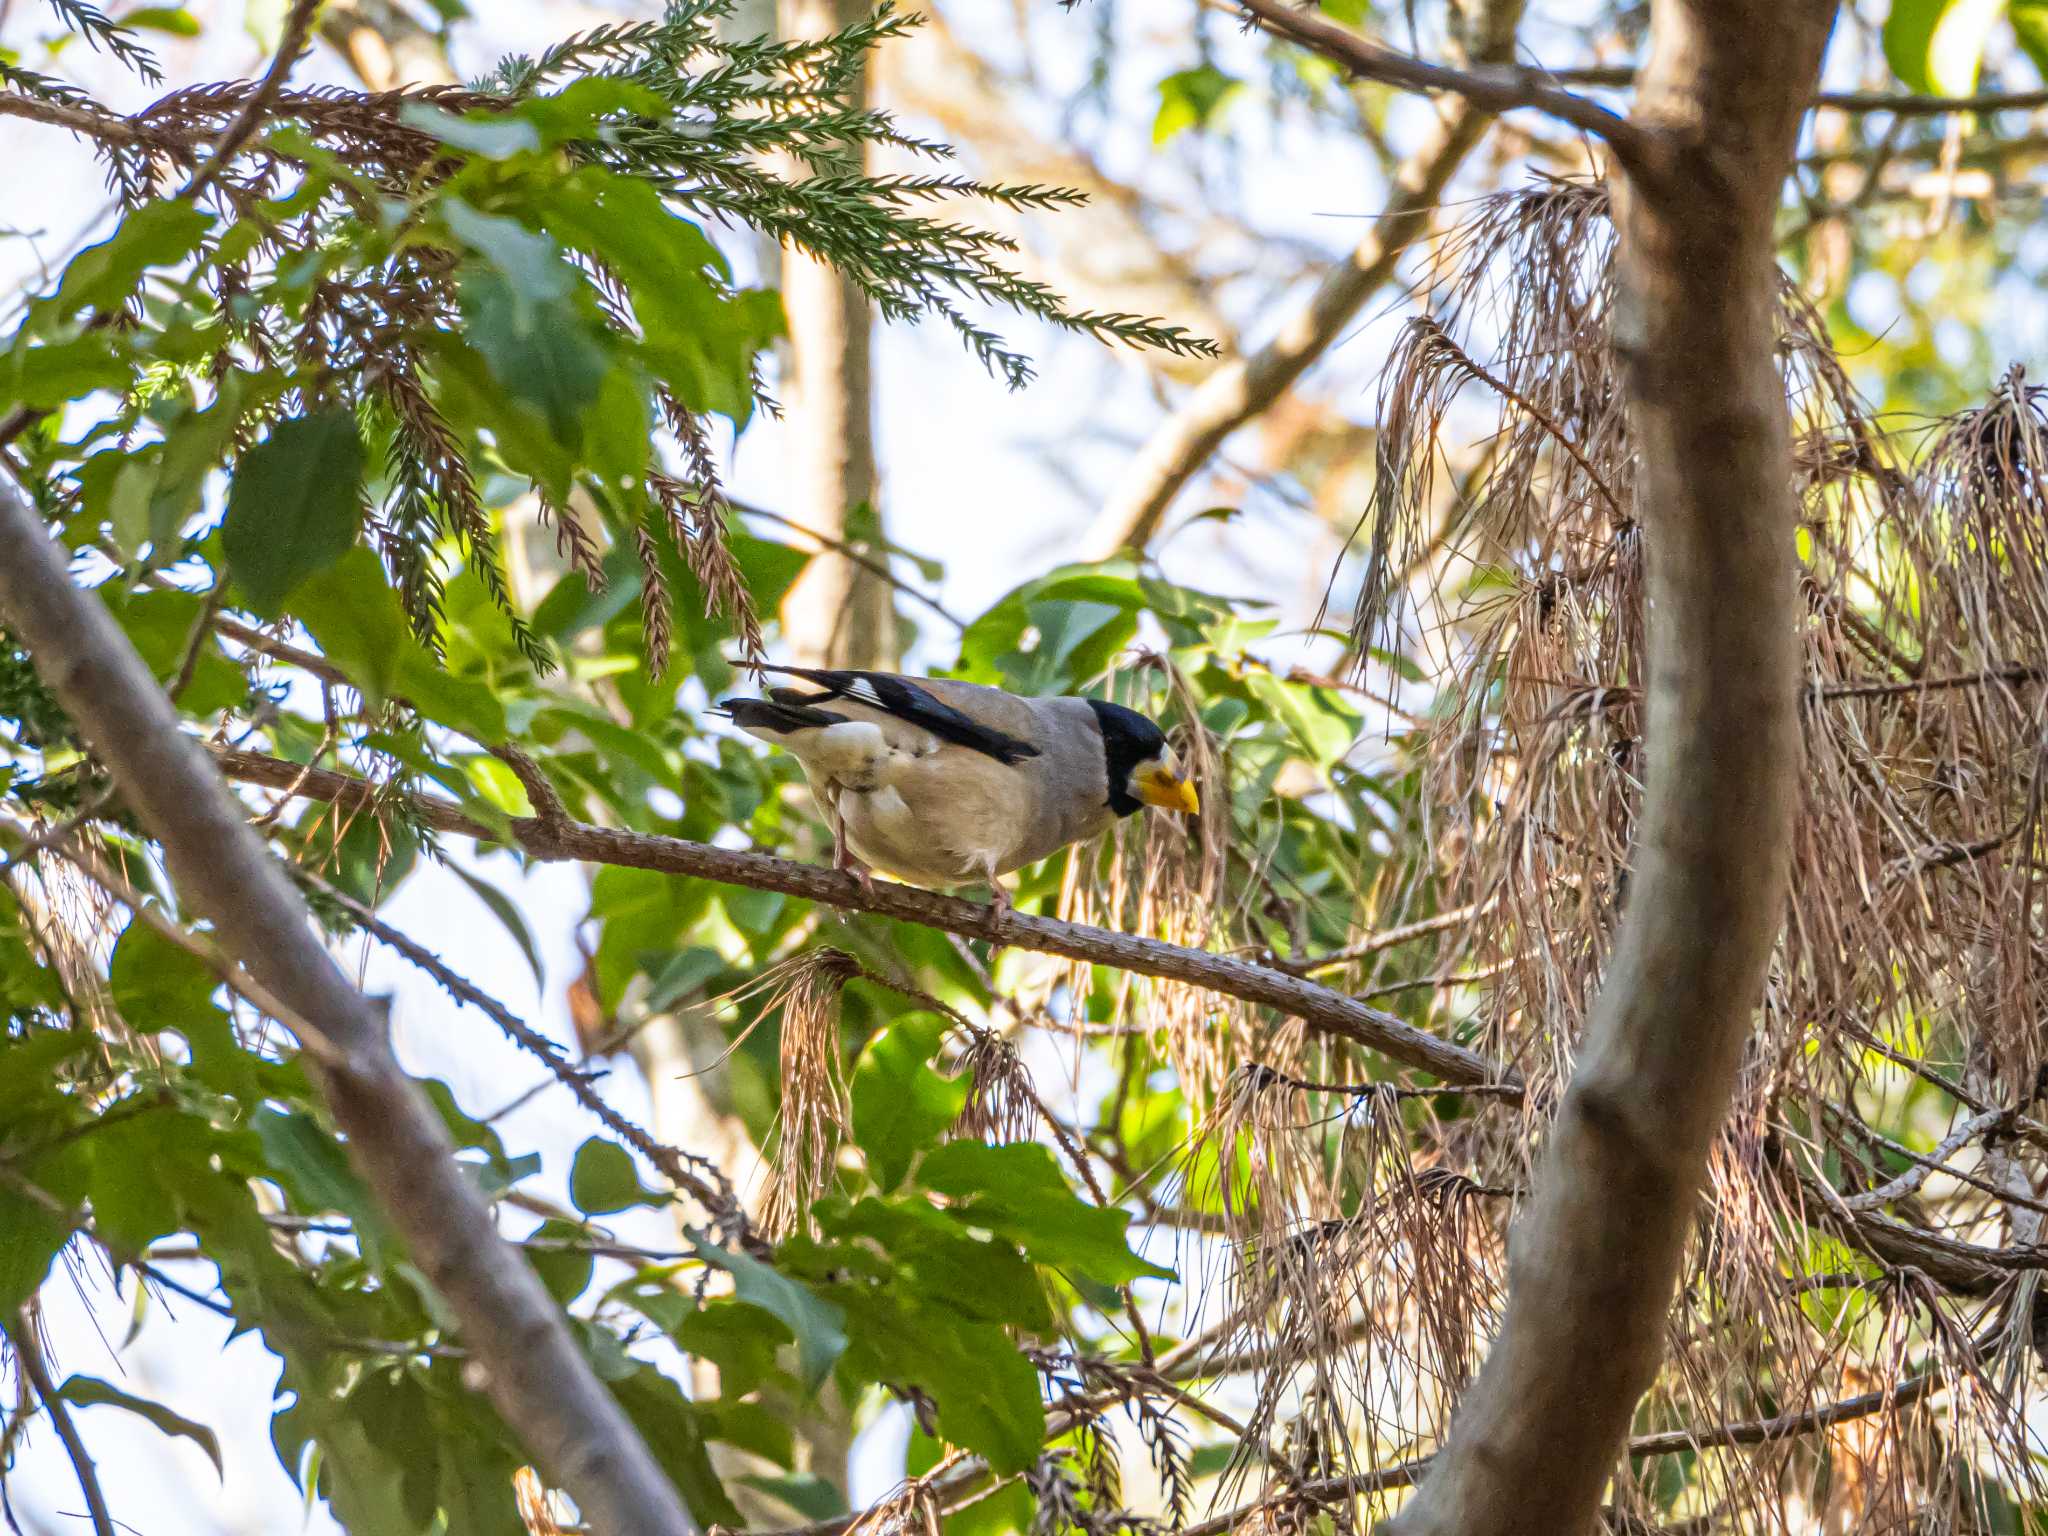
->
xmin=832 ymin=843 xmax=879 ymax=909
xmin=984 ymin=879 xmax=1012 ymax=952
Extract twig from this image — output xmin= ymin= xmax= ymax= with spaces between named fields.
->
xmin=1282 ymin=901 xmax=1491 ymax=975
xmin=1226 ymin=0 xmax=1652 ymax=169
xmin=208 ymin=746 xmax=1519 ymax=1095
xmin=178 ymin=0 xmax=320 ymax=200
xmin=735 ymin=501 xmax=965 ymax=629
xmin=1546 ymin=66 xmax=2048 ymax=118
xmin=168 ymin=569 xmax=230 ymax=704
xmin=5 ymin=1311 xmax=115 ymax=1536
xmin=297 ymin=866 xmax=750 ymax=1242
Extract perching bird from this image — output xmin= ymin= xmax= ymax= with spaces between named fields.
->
xmin=717 ymin=665 xmax=1199 ymax=912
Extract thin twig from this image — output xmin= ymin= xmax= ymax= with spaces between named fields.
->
xmin=1227 ymin=0 xmax=1653 ymax=168
xmin=177 ymin=0 xmax=320 ymax=200
xmin=5 ymin=1311 xmax=115 ymax=1536
xmin=296 ymin=867 xmax=749 ymax=1241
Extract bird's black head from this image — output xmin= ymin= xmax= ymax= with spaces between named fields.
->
xmin=1087 ymin=698 xmax=1197 ymax=818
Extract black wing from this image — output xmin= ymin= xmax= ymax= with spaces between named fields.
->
xmin=760 ymin=665 xmax=1040 ymax=766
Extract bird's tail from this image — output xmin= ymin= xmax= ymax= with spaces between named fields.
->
xmin=713 ymin=697 xmax=851 ymax=736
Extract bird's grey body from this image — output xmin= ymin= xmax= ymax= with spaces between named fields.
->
xmin=718 ymin=666 xmax=1195 ymax=902
xmin=754 ymin=677 xmax=1116 ymax=887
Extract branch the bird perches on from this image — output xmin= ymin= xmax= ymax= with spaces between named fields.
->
xmin=207 ymin=745 xmax=1516 ymax=1094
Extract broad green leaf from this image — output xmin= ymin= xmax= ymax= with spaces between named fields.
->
xmin=458 ymin=264 xmax=611 ymax=449
xmin=850 ymin=1011 xmax=968 ymax=1190
xmin=223 ymin=408 xmax=366 ymax=615
xmin=1153 ymin=64 xmax=1241 ymax=144
xmin=526 ymin=1217 xmax=595 ymax=1305
xmin=445 ymin=863 xmax=544 ymax=990
xmin=122 ymin=7 xmax=201 ymax=34
xmin=1884 ymin=0 xmax=2007 ymax=94
xmin=57 ymin=1376 xmax=222 ymax=1476
xmin=917 ymin=1140 xmax=1174 ymax=1286
xmin=742 ymin=1473 xmax=848 ymax=1522
xmin=693 ymin=1237 xmax=847 ymax=1392
xmin=837 ymin=1288 xmax=1044 ymax=1474
xmin=400 ymin=104 xmax=541 ymax=160
xmin=1 ymin=333 xmax=129 ymax=409
xmin=611 ymin=1365 xmax=745 ymax=1528
xmin=671 ymin=1300 xmax=792 ymax=1398
xmin=0 ymin=1187 xmax=73 ymax=1317
xmin=40 ymin=201 xmax=211 ymax=325
xmin=568 ymin=1136 xmax=667 ymax=1215
xmin=2014 ymin=0 xmax=2048 ymax=73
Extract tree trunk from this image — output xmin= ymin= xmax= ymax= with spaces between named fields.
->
xmin=775 ymin=0 xmax=895 ymax=670
xmin=1388 ymin=5 xmax=1836 ymax=1533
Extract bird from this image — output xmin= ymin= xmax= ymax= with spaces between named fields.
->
xmin=716 ymin=665 xmax=1200 ymax=913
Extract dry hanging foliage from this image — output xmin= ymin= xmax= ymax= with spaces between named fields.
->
xmin=1161 ymin=176 xmax=2048 ymax=1534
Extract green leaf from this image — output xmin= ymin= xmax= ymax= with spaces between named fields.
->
xmin=837 ymin=1289 xmax=1044 ymax=1474
xmin=693 ymin=1238 xmax=847 ymax=1392
xmin=291 ymin=549 xmax=507 ymax=740
xmin=40 ymin=201 xmax=211 ymax=325
xmin=458 ymin=265 xmax=613 ymax=454
xmin=445 ymin=863 xmax=544 ymax=989
xmin=526 ymin=1218 xmax=595 ymax=1305
xmin=611 ymin=1365 xmax=745 ymax=1528
xmin=1 ymin=333 xmax=129 ymax=409
xmin=400 ymin=104 xmax=542 ymax=160
xmin=742 ymin=1473 xmax=848 ymax=1522
xmin=0 ymin=1187 xmax=73 ymax=1317
xmin=671 ymin=1300 xmax=792 ymax=1398
xmin=850 ymin=1011 xmax=968 ymax=1191
xmin=222 ymin=407 xmax=366 ymax=615
xmin=1153 ymin=64 xmax=1241 ymax=145
xmin=568 ymin=1136 xmax=667 ymax=1215
xmin=917 ymin=1141 xmax=1174 ymax=1286
xmin=2013 ymin=0 xmax=2048 ymax=74
xmin=121 ymin=7 xmax=202 ymax=35
xmin=1884 ymin=0 xmax=2007 ymax=94
xmin=57 ymin=1376 xmax=221 ymax=1476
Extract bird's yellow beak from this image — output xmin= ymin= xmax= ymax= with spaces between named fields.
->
xmin=1136 ymin=763 xmax=1200 ymax=816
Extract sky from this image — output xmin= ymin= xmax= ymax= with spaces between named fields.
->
xmin=4 ymin=0 xmax=2035 ymax=1530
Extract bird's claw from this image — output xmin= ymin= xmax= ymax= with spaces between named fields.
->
xmin=984 ymin=879 xmax=1012 ymax=952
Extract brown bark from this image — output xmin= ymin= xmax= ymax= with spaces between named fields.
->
xmin=0 ymin=479 xmax=700 ymax=1536
xmin=776 ymin=0 xmax=896 ymax=671
xmin=1387 ymin=4 xmax=1835 ymax=1533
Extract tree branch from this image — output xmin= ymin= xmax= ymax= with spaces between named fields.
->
xmin=1226 ymin=0 xmax=1653 ymax=169
xmin=5 ymin=1312 xmax=114 ymax=1536
xmin=0 ymin=478 xmax=701 ymax=1536
xmin=205 ymin=746 xmax=1517 ymax=1093
xmin=1082 ymin=51 xmax=1505 ymax=555
xmin=1386 ymin=2 xmax=1832 ymax=1531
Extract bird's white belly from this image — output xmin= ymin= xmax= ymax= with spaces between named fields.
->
xmin=840 ymin=786 xmax=995 ymax=887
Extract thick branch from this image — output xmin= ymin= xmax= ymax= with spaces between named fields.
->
xmin=1387 ymin=3 xmax=1832 ymax=1532
xmin=0 ymin=480 xmax=700 ymax=1536
xmin=207 ymin=747 xmax=1515 ymax=1092
xmin=1227 ymin=0 xmax=1651 ymax=168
